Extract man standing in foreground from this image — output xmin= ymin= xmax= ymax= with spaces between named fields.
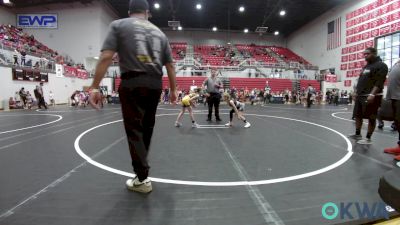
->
xmin=349 ymin=47 xmax=387 ymax=145
xmin=383 ymin=60 xmax=400 ymax=161
xmin=89 ymin=0 xmax=177 ymax=193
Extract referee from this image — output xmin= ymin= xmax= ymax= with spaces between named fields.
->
xmin=203 ymin=69 xmax=223 ymax=122
xmin=89 ymin=0 xmax=177 ymax=193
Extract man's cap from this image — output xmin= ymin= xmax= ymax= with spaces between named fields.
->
xmin=129 ymin=0 xmax=149 ymax=13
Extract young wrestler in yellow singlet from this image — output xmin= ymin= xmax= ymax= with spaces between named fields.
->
xmin=175 ymin=91 xmax=200 ymax=128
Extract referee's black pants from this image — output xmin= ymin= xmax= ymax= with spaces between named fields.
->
xmin=119 ymin=84 xmax=161 ymax=181
xmin=207 ymin=93 xmax=221 ymax=120
xmin=307 ymin=93 xmax=312 ymax=108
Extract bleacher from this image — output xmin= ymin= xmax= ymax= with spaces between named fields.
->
xmin=0 ymin=24 xmax=56 ymax=59
xmin=236 ymin=44 xmax=277 ymax=64
xmin=191 ymin=44 xmax=313 ymax=67
xmin=194 ymin=45 xmax=230 ymax=66
xmin=170 ymin=42 xmax=187 ymax=60
xmin=0 ymin=24 xmax=92 ymax=76
xmin=268 ymin=46 xmax=310 ymax=65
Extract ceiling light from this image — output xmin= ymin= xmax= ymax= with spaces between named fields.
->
xmin=3 ymin=0 xmax=11 ymax=3
xmin=154 ymin=3 xmax=160 ymax=9
xmin=274 ymin=31 xmax=279 ymax=36
xmin=244 ymin=28 xmax=249 ymax=33
xmin=212 ymin=27 xmax=217 ymax=32
xmin=178 ymin=26 xmax=182 ymax=31
xmin=196 ymin=3 xmax=202 ymax=10
xmin=239 ymin=6 xmax=245 ymax=12
xmin=280 ymin=10 xmax=286 ymax=16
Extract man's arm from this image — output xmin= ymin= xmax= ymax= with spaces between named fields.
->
xmin=218 ymin=79 xmax=223 ymax=88
xmin=165 ymin=62 xmax=177 ymax=103
xmin=190 ymin=94 xmax=199 ymax=101
xmin=367 ymin=65 xmax=388 ymax=103
xmin=202 ymin=78 xmax=208 ymax=89
xmin=88 ymin=50 xmax=114 ymax=109
xmin=90 ymin=50 xmax=115 ymax=89
xmin=371 ymin=66 xmax=388 ymax=95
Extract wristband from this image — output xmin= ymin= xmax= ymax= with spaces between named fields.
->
xmin=91 ymin=88 xmax=100 ymax=93
xmin=368 ymin=94 xmax=375 ymax=96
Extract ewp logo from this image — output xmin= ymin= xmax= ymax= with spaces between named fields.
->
xmin=322 ymin=202 xmax=394 ymax=221
xmin=17 ymin=14 xmax=57 ymax=29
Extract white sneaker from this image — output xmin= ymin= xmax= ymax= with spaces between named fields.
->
xmin=192 ymin=123 xmax=199 ymax=128
xmin=348 ymin=134 xmax=362 ymax=140
xmin=174 ymin=121 xmax=182 ymax=127
xmin=357 ymin=138 xmax=372 ymax=145
xmin=244 ymin=122 xmax=251 ymax=128
xmin=225 ymin=122 xmax=232 ymax=127
xmin=126 ymin=177 xmax=152 ymax=193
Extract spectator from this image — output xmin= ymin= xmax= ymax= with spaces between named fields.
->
xmin=9 ymin=97 xmax=17 ymax=109
xmin=20 ymin=50 xmax=26 ymax=66
xmin=306 ymin=84 xmax=315 ymax=108
xmin=35 ymin=83 xmax=47 ymax=109
xmin=350 ymin=47 xmax=388 ymax=145
xmin=14 ymin=91 xmax=21 ymax=105
xmin=13 ymin=49 xmax=19 ymax=65
xmin=34 ymin=61 xmax=40 ymax=69
xmin=26 ymin=91 xmax=33 ymax=109
xmin=19 ymin=87 xmax=27 ymax=108
xmin=49 ymin=91 xmax=55 ymax=107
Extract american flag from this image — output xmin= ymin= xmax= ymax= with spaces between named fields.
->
xmin=327 ymin=17 xmax=342 ymax=50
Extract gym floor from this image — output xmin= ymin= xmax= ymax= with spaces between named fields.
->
xmin=0 ymin=103 xmax=398 ymax=225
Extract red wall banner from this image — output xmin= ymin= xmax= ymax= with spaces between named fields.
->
xmin=64 ymin=66 xmax=88 ymax=79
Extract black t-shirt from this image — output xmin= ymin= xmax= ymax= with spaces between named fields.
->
xmin=356 ymin=57 xmax=388 ymax=96
xmin=34 ymin=89 xmax=40 ymax=98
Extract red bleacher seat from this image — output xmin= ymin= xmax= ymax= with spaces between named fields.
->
xmin=194 ymin=45 xmax=228 ymax=65
xmin=170 ymin=42 xmax=187 ymax=60
xmin=236 ymin=44 xmax=277 ymax=64
xmin=0 ymin=24 xmax=57 ymax=59
xmin=268 ymin=46 xmax=311 ymax=65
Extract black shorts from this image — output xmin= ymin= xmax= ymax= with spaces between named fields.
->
xmin=392 ymin=99 xmax=400 ymax=122
xmin=378 ymin=99 xmax=394 ymax=121
xmin=354 ymin=96 xmax=382 ymax=120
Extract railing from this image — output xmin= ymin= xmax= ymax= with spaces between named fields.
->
xmin=0 ymin=40 xmax=53 ymax=60
xmin=0 ymin=41 xmax=56 ymax=73
xmin=103 ymin=53 xmax=320 ymax=75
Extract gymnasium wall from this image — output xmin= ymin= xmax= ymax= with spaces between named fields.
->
xmin=13 ymin=1 xmax=118 ymax=64
xmin=0 ymin=66 xmax=113 ymax=109
xmin=3 ymin=1 xmax=285 ymax=64
xmin=288 ymin=0 xmax=399 ymax=91
xmin=0 ymin=6 xmax=16 ymax=26
xmin=163 ymin=29 xmax=286 ymax=46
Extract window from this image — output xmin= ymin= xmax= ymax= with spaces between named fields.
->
xmin=376 ymin=32 xmax=400 ymax=69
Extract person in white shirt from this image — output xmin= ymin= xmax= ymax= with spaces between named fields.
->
xmin=49 ymin=91 xmax=55 ymax=107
